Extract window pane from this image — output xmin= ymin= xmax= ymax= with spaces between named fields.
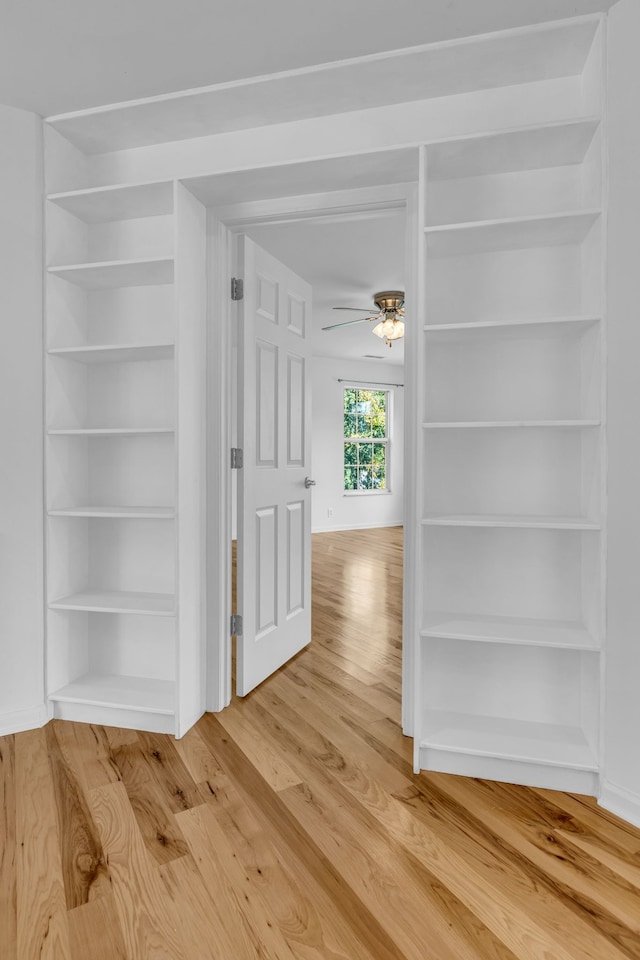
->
xmin=344 ymin=442 xmax=357 ymax=465
xmin=344 ymin=413 xmax=357 ymax=438
xmin=373 ymin=464 xmax=386 ymax=489
xmin=373 ymin=443 xmax=386 ymax=466
xmin=344 ymin=389 xmax=357 ymax=414
xmin=344 ymin=466 xmax=357 ymax=490
xmin=355 ymin=414 xmax=372 ymax=438
xmin=358 ymin=467 xmax=373 ymax=490
xmin=359 ymin=443 xmax=372 ymax=464
xmin=371 ymin=392 xmax=387 ymax=437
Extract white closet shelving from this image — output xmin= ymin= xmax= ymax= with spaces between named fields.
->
xmin=44 ymin=173 xmax=207 ymax=736
xmin=414 ymin=22 xmax=606 ymax=793
xmin=41 ymin=10 xmax=610 ymax=780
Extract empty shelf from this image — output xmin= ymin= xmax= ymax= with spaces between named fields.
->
xmin=421 ymin=514 xmax=600 ymax=530
xmin=49 ymin=590 xmax=175 ymax=615
xmin=50 ymin=673 xmax=175 ymax=714
xmin=425 ymin=210 xmax=600 ymax=258
xmin=48 ymin=427 xmax=174 ymax=436
xmin=47 ymin=181 xmax=174 ymax=223
xmin=421 ymin=710 xmax=598 ymax=770
xmin=421 ymin=612 xmax=599 ymax=650
xmin=423 ymin=420 xmax=600 ymax=429
xmin=423 ymin=315 xmax=601 ymax=340
xmin=48 ymin=506 xmax=175 ymax=519
xmin=48 ymin=257 xmax=174 ymax=289
xmin=48 ymin=343 xmax=175 ymax=363
xmin=426 ymin=117 xmax=600 ymax=181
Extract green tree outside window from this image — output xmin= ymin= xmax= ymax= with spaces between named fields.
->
xmin=343 ymin=389 xmax=389 ymax=491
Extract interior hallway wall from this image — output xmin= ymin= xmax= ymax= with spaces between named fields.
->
xmin=0 ymin=104 xmax=45 ymax=733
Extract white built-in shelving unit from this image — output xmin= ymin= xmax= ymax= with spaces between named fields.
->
xmin=413 ymin=19 xmax=606 ymax=794
xmin=44 ymin=167 xmax=207 ymax=736
xmin=42 ymin=10 xmax=612 ymax=788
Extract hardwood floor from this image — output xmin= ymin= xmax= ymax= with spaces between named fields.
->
xmin=2 ymin=526 xmax=640 ymax=959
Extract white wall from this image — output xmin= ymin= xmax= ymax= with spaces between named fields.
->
xmin=311 ymin=357 xmax=404 ymax=533
xmin=0 ymin=105 xmax=45 ymax=734
xmin=601 ymin=0 xmax=640 ymax=828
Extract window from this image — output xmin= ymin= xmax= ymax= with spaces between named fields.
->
xmin=343 ymin=388 xmax=390 ymax=492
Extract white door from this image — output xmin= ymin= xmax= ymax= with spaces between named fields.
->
xmin=236 ymin=236 xmax=313 ymax=695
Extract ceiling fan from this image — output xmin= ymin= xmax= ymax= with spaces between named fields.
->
xmin=322 ymin=290 xmax=405 ymax=347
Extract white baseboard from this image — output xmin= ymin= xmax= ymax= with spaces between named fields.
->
xmin=312 ymin=521 xmax=404 ymax=534
xmin=0 ymin=703 xmax=49 ymax=737
xmin=599 ymin=780 xmax=640 ymax=830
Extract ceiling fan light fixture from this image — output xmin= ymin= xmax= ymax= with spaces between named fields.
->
xmin=372 ymin=317 xmax=405 ymax=346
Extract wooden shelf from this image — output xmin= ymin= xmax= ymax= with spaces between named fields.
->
xmin=420 ymin=612 xmax=599 ymax=650
xmin=48 ymin=343 xmax=175 ymax=363
xmin=49 ymin=674 xmax=175 ymax=715
xmin=47 ymin=181 xmax=174 ymax=223
xmin=423 ymin=315 xmax=600 ymax=340
xmin=422 ymin=420 xmax=600 ymax=429
xmin=48 ymin=427 xmax=174 ymax=436
xmin=48 ymin=506 xmax=175 ymax=519
xmin=46 ymin=18 xmax=600 ymax=153
xmin=425 ymin=210 xmax=600 ymax=258
xmin=421 ymin=710 xmax=598 ymax=771
xmin=49 ymin=590 xmax=175 ymax=615
xmin=47 ymin=257 xmax=174 ymax=289
xmin=426 ymin=117 xmax=600 ymax=181
xmin=421 ymin=514 xmax=600 ymax=530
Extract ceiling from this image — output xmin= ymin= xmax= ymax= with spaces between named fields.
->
xmin=0 ymin=0 xmax=617 ymax=117
xmin=245 ymin=211 xmax=406 ymax=367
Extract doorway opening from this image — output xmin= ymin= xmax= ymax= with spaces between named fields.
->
xmin=209 ymin=177 xmax=417 ymax=729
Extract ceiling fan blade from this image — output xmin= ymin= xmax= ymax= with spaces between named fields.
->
xmin=322 ymin=315 xmax=379 ymax=331
xmin=332 ymin=306 xmax=376 ymax=312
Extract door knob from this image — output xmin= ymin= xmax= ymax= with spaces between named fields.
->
xmin=304 ymin=477 xmax=316 ymax=488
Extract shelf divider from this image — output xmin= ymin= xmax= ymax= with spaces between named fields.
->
xmin=421 ymin=711 xmax=598 ymax=771
xmin=49 ymin=590 xmax=176 ymax=616
xmin=47 ymin=257 xmax=174 ymax=289
xmin=420 ymin=611 xmax=599 ymax=650
xmin=48 ymin=506 xmax=175 ymax=519
xmin=48 ymin=343 xmax=175 ymax=363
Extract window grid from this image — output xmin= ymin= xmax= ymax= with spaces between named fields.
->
xmin=343 ymin=388 xmax=389 ymax=492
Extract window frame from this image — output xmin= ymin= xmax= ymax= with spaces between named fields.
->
xmin=342 ymin=384 xmax=392 ymax=496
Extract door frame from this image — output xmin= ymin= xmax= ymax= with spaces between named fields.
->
xmin=206 ymin=177 xmax=420 ymax=734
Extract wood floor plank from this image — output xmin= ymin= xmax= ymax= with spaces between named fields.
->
xmin=133 ymin=731 xmax=204 ymax=813
xmin=306 ymin=638 xmax=401 ymax=693
xmin=294 ymin=653 xmax=400 ymax=719
xmin=45 ymin=724 xmax=110 ymax=909
xmin=395 ymin=777 xmax=633 ymax=960
xmin=534 ymin=790 xmax=640 ymax=856
xmin=108 ymin=735 xmax=190 ymax=865
xmin=178 ymin=803 xmax=305 ymax=960
xmin=67 ymin=894 xmax=129 ymax=960
xmin=158 ymin=854 xmax=243 ymax=960
xmin=15 ymin=728 xmax=72 ymax=960
xmin=0 ymin=736 xmax=17 ymax=960
xmin=216 ymin=706 xmax=303 ymax=792
xmin=190 ymin=753 xmax=375 ymax=960
xmin=417 ymin=774 xmax=640 ymax=958
xmin=88 ymin=781 xmax=186 ymax=960
xmin=244 ymin=685 xmax=531 ymax=960
xmin=197 ymin=712 xmax=407 ymax=960
xmin=51 ymin=720 xmax=121 ymax=792
xmin=172 ymin=725 xmax=226 ymax=786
